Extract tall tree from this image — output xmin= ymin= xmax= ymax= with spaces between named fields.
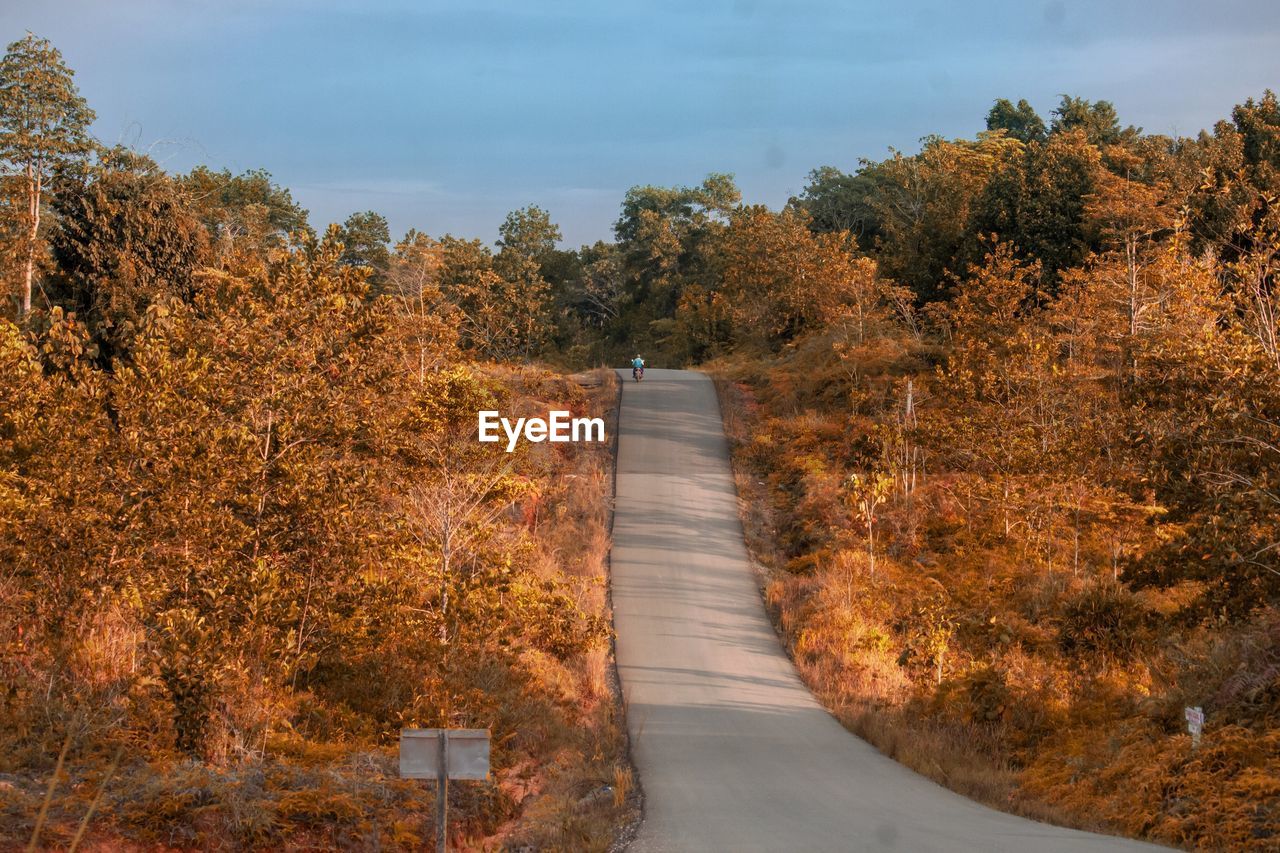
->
xmin=711 ymin=205 xmax=882 ymax=349
xmin=496 ymin=204 xmax=561 ymax=266
xmin=792 ymin=164 xmax=889 ymax=246
xmin=608 ymin=174 xmax=739 ymax=358
xmin=869 ymin=135 xmax=1021 ymax=302
xmin=0 ymin=33 xmax=96 ymax=316
xmin=438 ymin=235 xmax=550 ymax=360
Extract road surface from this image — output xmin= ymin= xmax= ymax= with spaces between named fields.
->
xmin=610 ymin=368 xmax=1163 ymax=852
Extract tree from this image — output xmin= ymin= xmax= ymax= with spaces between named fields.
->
xmin=846 ymin=472 xmax=892 ymax=574
xmin=337 ymin=210 xmax=390 ymax=286
xmin=1017 ymin=130 xmax=1104 ymax=287
xmin=792 ymin=164 xmax=890 ymax=246
xmin=403 ymin=446 xmax=525 ymax=648
xmin=614 ymin=173 xmax=739 ymax=244
xmin=385 ymin=229 xmax=458 ymax=380
xmin=943 ymin=240 xmax=1041 ymax=343
xmin=711 ymin=205 xmax=883 ymax=348
xmin=0 ymin=33 xmax=96 ymax=316
xmin=438 ymin=235 xmax=550 ymax=360
xmin=49 ymin=148 xmax=210 ymax=360
xmin=868 ymin=135 xmax=1022 ymax=302
xmin=1082 ymin=150 xmax=1177 ymax=380
xmin=496 ymin=205 xmax=561 ymax=267
xmin=1050 ymin=96 xmax=1135 ymax=146
xmin=986 ymin=98 xmax=1047 ymax=144
xmin=607 ymin=174 xmax=739 ymax=360
xmin=575 ymin=241 xmax=624 ymax=326
xmin=179 ymin=166 xmax=310 ymax=260
xmin=493 ymin=206 xmax=560 ymax=346
xmin=1184 ymin=91 xmax=1280 ymax=261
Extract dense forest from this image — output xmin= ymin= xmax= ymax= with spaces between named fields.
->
xmin=3 ymin=27 xmax=1280 ymax=852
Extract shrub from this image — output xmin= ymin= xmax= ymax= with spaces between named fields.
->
xmin=1057 ymin=582 xmax=1147 ymax=661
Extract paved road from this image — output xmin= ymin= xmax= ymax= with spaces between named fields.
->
xmin=611 ymin=369 xmax=1163 ymax=853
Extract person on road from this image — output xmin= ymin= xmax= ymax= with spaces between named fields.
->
xmin=631 ymin=354 xmax=645 ymax=381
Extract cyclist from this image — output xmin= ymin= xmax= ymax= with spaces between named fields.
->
xmin=631 ymin=354 xmax=645 ymax=382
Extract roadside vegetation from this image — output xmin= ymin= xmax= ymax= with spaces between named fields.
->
xmin=0 ymin=34 xmax=632 ymax=851
xmin=694 ymin=102 xmax=1280 ymax=850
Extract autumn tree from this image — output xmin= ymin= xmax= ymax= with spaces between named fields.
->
xmin=982 ymin=129 xmax=1103 ymax=288
xmin=179 ymin=166 xmax=310 ymax=261
xmin=710 ymin=205 xmax=883 ymax=349
xmin=570 ymin=240 xmax=624 ymax=328
xmin=49 ymin=148 xmax=210 ymax=360
xmin=385 ymin=229 xmax=457 ymax=379
xmin=607 ymin=174 xmax=739 ymax=359
xmin=496 ymin=204 xmax=561 ymax=268
xmin=869 ymin=135 xmax=1023 ymax=302
xmin=1081 ymin=149 xmax=1177 ymax=380
xmin=438 ymin=235 xmax=550 ymax=361
xmin=0 ymin=33 xmax=95 ymax=316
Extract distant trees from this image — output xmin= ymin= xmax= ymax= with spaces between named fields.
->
xmin=1050 ymin=95 xmax=1134 ymax=145
xmin=497 ymin=204 xmax=561 ymax=267
xmin=986 ymin=98 xmax=1046 ymax=143
xmin=793 ymin=165 xmax=885 ymax=241
xmin=706 ymin=206 xmax=881 ymax=349
xmin=599 ymin=89 xmax=1280 ymax=626
xmin=787 ymin=95 xmax=1194 ymax=311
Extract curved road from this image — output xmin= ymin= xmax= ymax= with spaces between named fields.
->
xmin=611 ymin=369 xmax=1163 ymax=852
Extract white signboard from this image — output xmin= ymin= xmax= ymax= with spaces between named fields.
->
xmin=1184 ymin=706 xmax=1204 ymax=733
xmin=399 ymin=728 xmax=491 ymax=781
xmin=1185 ymin=706 xmax=1204 ymax=749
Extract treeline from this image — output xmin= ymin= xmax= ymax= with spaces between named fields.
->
xmin=680 ymin=97 xmax=1278 ymax=848
xmin=1 ymin=35 xmax=629 ymax=850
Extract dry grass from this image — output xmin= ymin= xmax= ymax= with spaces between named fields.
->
xmin=709 ymin=329 xmax=1280 ymax=849
xmin=709 ymin=369 xmax=1169 ymax=843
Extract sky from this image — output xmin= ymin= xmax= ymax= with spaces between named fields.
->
xmin=2 ymin=0 xmax=1278 ymax=247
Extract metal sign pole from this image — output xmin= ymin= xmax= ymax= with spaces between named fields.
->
xmin=436 ymin=730 xmax=448 ymax=853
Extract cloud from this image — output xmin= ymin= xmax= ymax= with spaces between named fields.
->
xmin=2 ymin=0 xmax=1277 ymax=245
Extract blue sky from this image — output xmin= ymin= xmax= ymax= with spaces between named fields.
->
xmin=3 ymin=1 xmax=1278 ymax=247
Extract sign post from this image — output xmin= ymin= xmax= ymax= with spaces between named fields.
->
xmin=1185 ymin=706 xmax=1204 ymax=749
xmin=400 ymin=728 xmax=491 ymax=853
xmin=435 ymin=731 xmax=447 ymax=853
